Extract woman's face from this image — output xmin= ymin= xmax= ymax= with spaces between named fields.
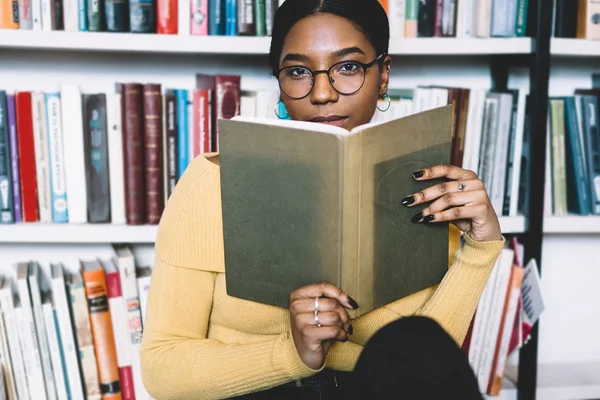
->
xmin=278 ymin=13 xmax=391 ymax=131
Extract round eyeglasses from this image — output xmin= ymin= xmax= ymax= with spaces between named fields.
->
xmin=276 ymin=54 xmax=385 ymax=100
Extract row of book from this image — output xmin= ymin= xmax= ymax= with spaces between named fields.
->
xmin=390 ymin=0 xmax=528 ymax=39
xmin=553 ymin=0 xmax=600 ymax=40
xmin=462 ymin=237 xmax=544 ymax=396
xmin=0 ymin=0 xmax=284 ymax=34
xmin=545 ymin=91 xmax=600 ymax=216
xmin=0 ymin=0 xmax=530 ymax=38
xmin=0 ymin=73 xmax=247 ymax=226
xmin=0 ymin=247 xmax=153 ymax=400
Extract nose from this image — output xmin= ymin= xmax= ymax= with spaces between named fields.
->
xmin=310 ymin=72 xmax=338 ymax=105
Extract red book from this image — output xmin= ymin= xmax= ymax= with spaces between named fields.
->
xmin=192 ymin=89 xmax=210 ymax=156
xmin=157 ymin=0 xmax=177 ymax=34
xmin=14 ymin=91 xmax=39 ymax=222
xmin=142 ymin=84 xmax=164 ymax=225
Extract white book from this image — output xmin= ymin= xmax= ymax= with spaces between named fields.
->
xmin=240 ymin=92 xmax=257 ymax=117
xmin=412 ymin=87 xmax=432 ymax=114
xmin=15 ymin=263 xmax=47 ymax=400
xmin=136 ymin=267 xmax=152 ymax=327
xmin=42 ymin=299 xmax=68 ymax=400
xmin=0 ymin=352 xmax=6 ymax=400
xmin=0 ymin=280 xmax=29 ymax=400
xmin=429 ymin=88 xmax=449 ymax=109
xmin=106 ymin=93 xmax=126 ymax=225
xmin=40 ymin=0 xmax=52 ymax=30
xmin=60 ymin=84 xmax=88 ymax=223
xmin=12 ymin=307 xmax=30 ymax=400
xmin=61 ymin=0 xmax=79 ymax=30
xmin=476 ymin=248 xmax=514 ymax=392
xmin=31 ymin=0 xmax=42 ymax=29
xmin=489 ymin=93 xmax=513 ymax=215
xmin=46 ymin=93 xmax=69 ymax=223
xmin=388 ymin=0 xmax=406 ymax=38
xmin=50 ymin=264 xmax=85 ymax=400
xmin=31 ymin=92 xmax=53 ymax=223
xmin=27 ymin=262 xmax=57 ymax=400
xmin=508 ymin=90 xmax=527 ymax=216
xmin=465 ymin=88 xmax=487 ymax=174
xmin=178 ymin=0 xmax=190 ymax=35
xmin=114 ymin=247 xmax=148 ymax=400
xmin=455 ymin=0 xmax=474 ymax=37
xmin=0 ymin=311 xmax=17 ymax=400
xmin=255 ymin=90 xmax=279 ymax=119
xmin=474 ymin=0 xmax=491 ymax=38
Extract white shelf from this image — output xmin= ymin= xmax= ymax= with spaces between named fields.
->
xmin=0 ymin=30 xmax=533 ymax=56
xmin=0 ymin=223 xmax=158 ymax=243
xmin=551 ymin=38 xmax=600 ymax=57
xmin=499 ymin=216 xmax=527 ymax=234
xmin=543 ymin=216 xmax=600 ymax=234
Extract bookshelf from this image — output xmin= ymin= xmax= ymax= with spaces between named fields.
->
xmin=543 ymin=216 xmax=600 ymax=234
xmin=550 ymin=38 xmax=600 ymax=57
xmin=0 ymin=31 xmax=534 ymax=55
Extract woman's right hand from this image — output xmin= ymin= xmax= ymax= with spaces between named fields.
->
xmin=289 ymin=282 xmax=358 ymax=370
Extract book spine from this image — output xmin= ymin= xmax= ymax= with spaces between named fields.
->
xmin=0 ymin=290 xmax=29 ymax=400
xmin=175 ymin=89 xmax=189 ymax=178
xmin=433 ymin=0 xmax=443 ymax=36
xmin=62 ymin=0 xmax=78 ymax=29
xmin=82 ymin=94 xmax=111 ymax=223
xmin=388 ymin=0 xmax=406 ymax=38
xmin=82 ymin=268 xmax=122 ymax=400
xmin=136 ymin=275 xmax=151 ymax=326
xmin=213 ymin=75 xmax=240 ymax=152
xmin=157 ymin=0 xmax=177 ymax=33
xmin=41 ymin=0 xmax=52 ymax=29
xmin=60 ymin=85 xmax=87 ymax=223
xmin=417 ymin=0 xmax=435 ymax=37
xmin=225 ymin=0 xmax=236 ymax=35
xmin=105 ymin=271 xmax=135 ymax=400
xmin=31 ymin=0 xmax=42 ymax=28
xmin=442 ymin=0 xmax=456 ymax=36
xmin=45 ymin=92 xmax=69 ymax=223
xmin=68 ymin=278 xmax=102 ymax=400
xmin=264 ymin=0 xmax=275 ymax=35
xmin=129 ymin=0 xmax=155 ymax=32
xmin=189 ymin=0 xmax=208 ymax=34
xmin=107 ymin=93 xmax=126 ymax=224
xmin=582 ymin=96 xmax=600 ymax=214
xmin=474 ymin=0 xmax=491 ymax=37
xmin=237 ymin=0 xmax=254 ymax=35
xmin=43 ymin=302 xmax=69 ymax=400
xmin=254 ymin=0 xmax=265 ymax=36
xmin=404 ymin=0 xmax=418 ymax=37
xmin=18 ymin=0 xmax=33 ymax=28
xmin=165 ymin=91 xmax=178 ymax=198
xmin=86 ymin=0 xmax=104 ymax=30
xmin=209 ymin=0 xmax=224 ymax=34
xmin=32 ymin=92 xmax=52 ymax=222
xmin=78 ymin=0 xmax=87 ymax=30
xmin=502 ymin=90 xmax=519 ymax=216
xmin=0 ymin=92 xmax=14 ymax=224
xmin=143 ymin=83 xmax=164 ymax=224
xmin=104 ymin=0 xmax=128 ymax=31
xmin=514 ymin=0 xmax=527 ymax=36
xmin=0 ymin=0 xmax=19 ymax=27
xmin=52 ymin=0 xmax=64 ymax=29
xmin=15 ymin=92 xmax=39 ymax=222
xmin=121 ymin=83 xmax=146 ymax=225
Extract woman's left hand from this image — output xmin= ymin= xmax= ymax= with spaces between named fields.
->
xmin=401 ymin=165 xmax=503 ymax=242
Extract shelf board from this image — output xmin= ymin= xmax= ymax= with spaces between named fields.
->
xmin=551 ymin=38 xmax=600 ymax=57
xmin=543 ymin=216 xmax=600 ymax=234
xmin=0 ymin=30 xmax=533 ymax=56
xmin=0 ymin=223 xmax=158 ymax=244
xmin=499 ymin=216 xmax=527 ymax=234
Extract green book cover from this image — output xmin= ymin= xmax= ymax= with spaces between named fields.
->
xmin=254 ymin=0 xmax=266 ymax=36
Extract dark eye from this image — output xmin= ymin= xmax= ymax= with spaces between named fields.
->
xmin=283 ymin=67 xmax=311 ymax=80
xmin=336 ymin=62 xmax=361 ymax=75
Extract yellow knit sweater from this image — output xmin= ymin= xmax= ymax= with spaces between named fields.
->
xmin=140 ymin=153 xmax=505 ymax=400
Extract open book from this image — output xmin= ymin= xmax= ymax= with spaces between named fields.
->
xmin=218 ymin=105 xmax=452 ymax=316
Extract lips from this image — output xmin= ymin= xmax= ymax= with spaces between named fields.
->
xmin=310 ymin=115 xmax=348 ymax=127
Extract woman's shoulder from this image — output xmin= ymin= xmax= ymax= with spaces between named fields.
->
xmin=154 ymin=153 xmax=226 ymax=273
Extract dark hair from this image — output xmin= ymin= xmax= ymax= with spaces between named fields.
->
xmin=269 ymin=0 xmax=390 ymax=76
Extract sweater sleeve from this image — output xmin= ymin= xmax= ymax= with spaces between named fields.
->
xmin=140 ymin=257 xmax=322 ymax=400
xmin=349 ymin=233 xmax=505 ymax=349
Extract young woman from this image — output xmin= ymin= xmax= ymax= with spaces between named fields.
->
xmin=140 ymin=1 xmax=505 ymax=399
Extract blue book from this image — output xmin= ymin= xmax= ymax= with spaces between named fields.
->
xmin=226 ymin=0 xmax=237 ymax=36
xmin=209 ymin=0 xmax=225 ymax=35
xmin=78 ymin=0 xmax=88 ymax=31
xmin=53 ymin=309 xmax=71 ymax=400
xmin=175 ymin=89 xmax=189 ymax=178
xmin=45 ymin=93 xmax=69 ymax=223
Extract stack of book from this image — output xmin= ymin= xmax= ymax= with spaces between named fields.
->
xmin=553 ymin=0 xmax=600 ymax=40
xmin=0 ymin=246 xmax=153 ymax=400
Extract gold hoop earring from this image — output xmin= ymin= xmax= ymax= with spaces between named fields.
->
xmin=377 ymin=93 xmax=391 ymax=112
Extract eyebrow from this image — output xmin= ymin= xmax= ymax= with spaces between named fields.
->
xmin=281 ymin=46 xmax=367 ymax=64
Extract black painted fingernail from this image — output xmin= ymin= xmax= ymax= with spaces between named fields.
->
xmin=348 ymin=324 xmax=354 ymax=335
xmin=348 ymin=297 xmax=359 ymax=309
xmin=424 ymin=215 xmax=435 ymax=223
xmin=411 ymin=212 xmax=423 ymax=223
xmin=412 ymin=170 xmax=424 ymax=179
xmin=401 ymin=196 xmax=415 ymax=206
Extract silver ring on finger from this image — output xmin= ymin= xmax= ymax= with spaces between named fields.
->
xmin=314 ymin=313 xmax=322 ymax=328
xmin=457 ymin=179 xmax=466 ymax=192
xmin=314 ymin=296 xmax=320 ymax=313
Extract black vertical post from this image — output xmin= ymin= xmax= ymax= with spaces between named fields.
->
xmin=518 ymin=0 xmax=552 ymax=399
